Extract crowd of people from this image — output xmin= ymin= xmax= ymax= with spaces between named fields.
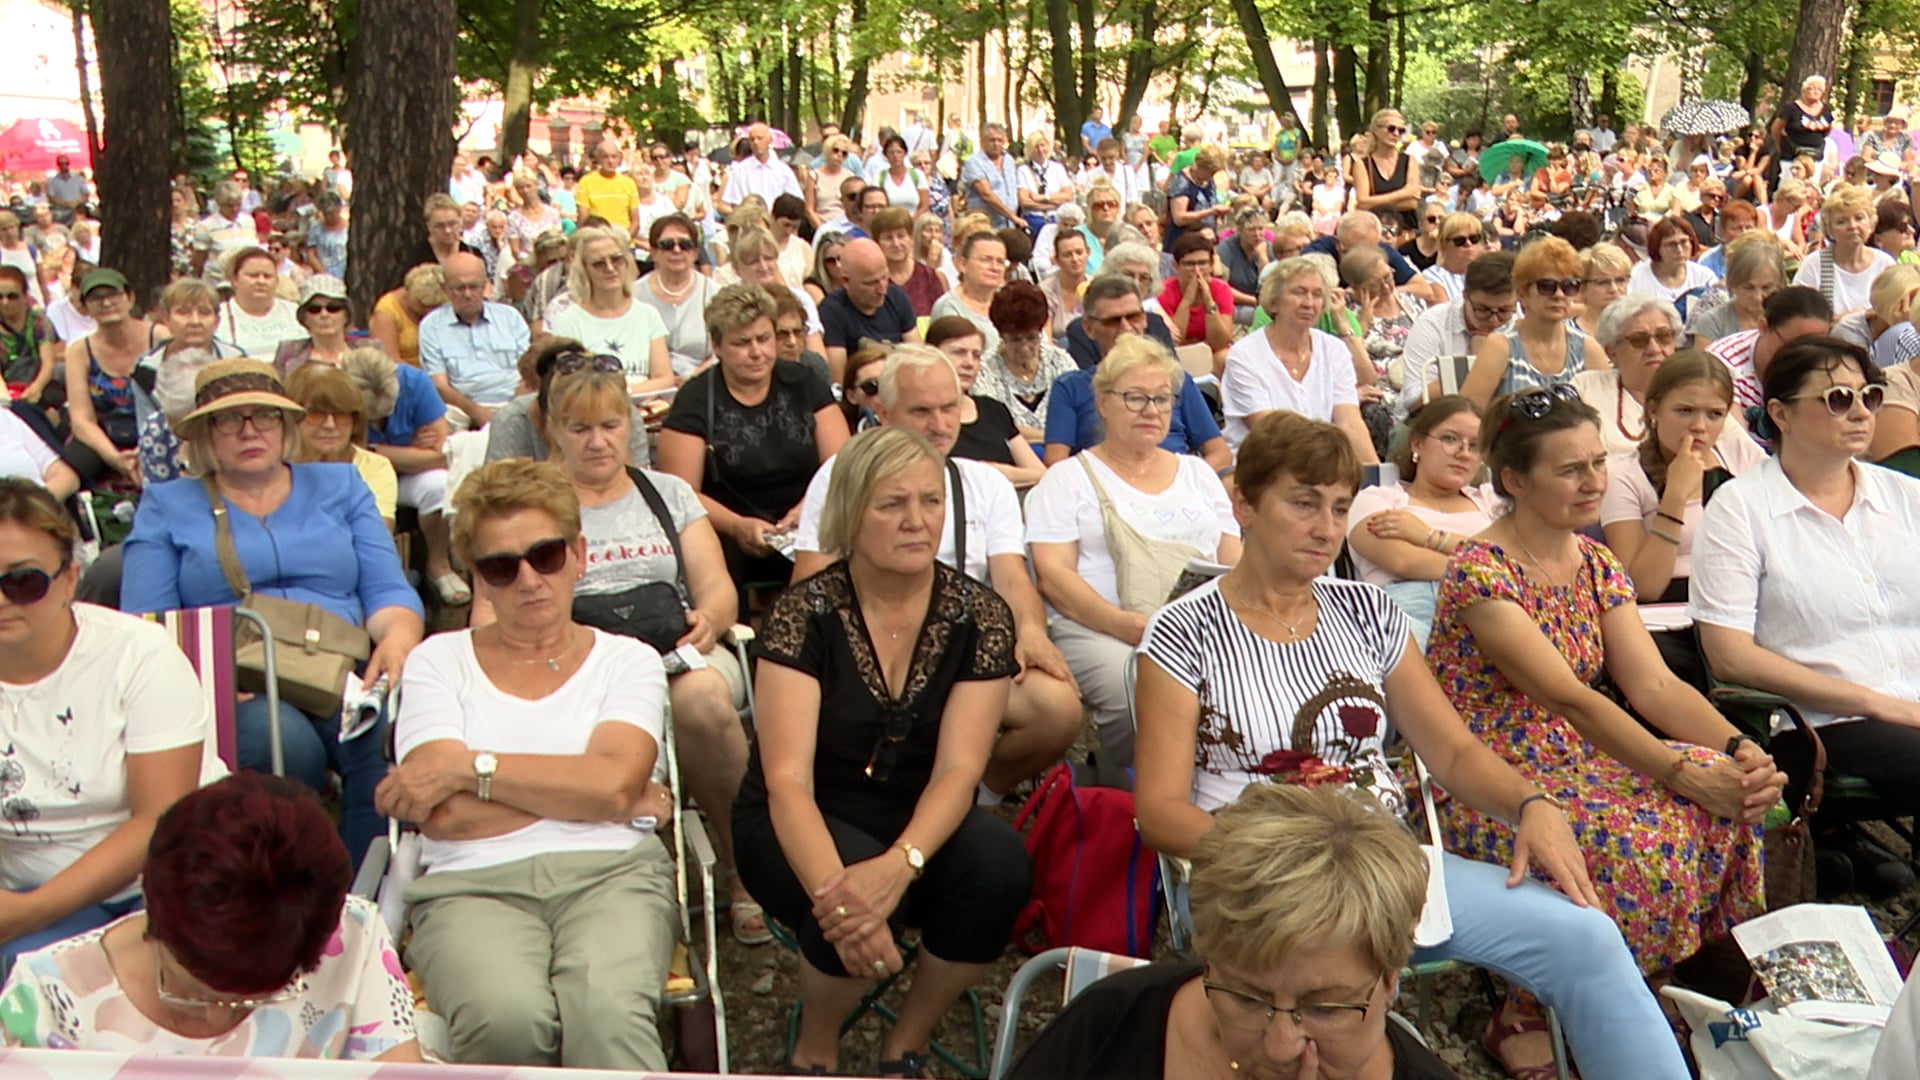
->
xmin=6 ymin=87 xmax=1920 ymax=1079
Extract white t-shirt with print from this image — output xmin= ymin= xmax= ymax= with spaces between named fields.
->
xmin=547 ymin=299 xmax=670 ymax=378
xmin=577 ymin=469 xmax=706 ymax=595
xmin=0 ymin=604 xmax=226 ymax=895
xmin=1024 ymin=451 xmax=1238 ymax=611
xmin=218 ymin=297 xmax=307 ymax=358
xmin=794 ymin=454 xmax=1024 ymax=584
xmin=396 ymin=629 xmax=666 ymax=875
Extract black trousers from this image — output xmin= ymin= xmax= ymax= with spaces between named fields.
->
xmin=733 ymin=803 xmax=1032 ymax=978
xmin=1768 ymin=718 xmax=1920 ymax=820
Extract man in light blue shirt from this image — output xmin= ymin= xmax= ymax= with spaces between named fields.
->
xmin=1079 ymin=106 xmax=1113 ymax=157
xmin=418 ymin=252 xmax=529 ymax=428
xmin=960 ymin=123 xmax=1025 ymax=231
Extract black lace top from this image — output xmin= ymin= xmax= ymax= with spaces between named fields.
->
xmin=736 ymin=560 xmax=1017 ymax=832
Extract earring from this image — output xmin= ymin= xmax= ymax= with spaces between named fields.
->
xmin=1411 ymin=450 xmax=1420 ymax=464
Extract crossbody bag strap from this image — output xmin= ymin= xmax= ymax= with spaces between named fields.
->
xmin=626 ymin=466 xmax=689 ymax=603
xmin=1076 ymin=452 xmax=1116 ymax=513
xmin=1819 ymin=248 xmax=1836 ymax=312
xmin=200 ymin=475 xmax=254 ymax=600
xmin=946 ymin=458 xmax=966 ymax=574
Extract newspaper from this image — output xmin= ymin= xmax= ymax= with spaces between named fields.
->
xmin=1730 ymin=904 xmax=1904 ymax=1026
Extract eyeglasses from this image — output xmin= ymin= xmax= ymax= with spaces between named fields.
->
xmin=1090 ymin=200 xmax=1120 ymax=209
xmin=550 ymin=351 xmax=624 ymax=377
xmin=587 ymin=256 xmax=625 ymax=272
xmin=1425 ymin=431 xmax=1478 ymax=455
xmin=1531 ymin=277 xmax=1583 ymax=297
xmin=303 ymin=301 xmax=346 ymax=315
xmin=856 ymin=378 xmax=881 ymax=396
xmin=774 ymin=326 xmax=806 ymax=340
xmin=1495 ymin=383 xmax=1583 ymax=436
xmin=1107 ymin=389 xmax=1173 ymax=414
xmin=0 ymin=565 xmax=61 ymax=605
xmin=1091 ymin=308 xmax=1148 ymax=329
xmin=472 ymin=536 xmax=571 ymax=588
xmin=1202 ymin=972 xmax=1378 ymax=1038
xmin=0 ymin=292 xmax=23 ymax=302
xmin=655 ymin=237 xmax=697 ymax=252
xmin=1620 ymin=328 xmax=1678 ymax=350
xmin=209 ymin=408 xmax=285 ymax=435
xmin=1790 ymin=383 xmax=1884 ymax=416
xmin=650 ymin=152 xmax=671 ymax=161
xmin=1447 ymin=234 xmax=1482 ymax=248
xmin=864 ymin=700 xmax=915 ymax=781
xmin=153 ymin=942 xmax=305 ymax=1012
xmin=1380 ymin=124 xmax=1407 ymax=135
xmin=1467 ymin=299 xmax=1517 ymax=322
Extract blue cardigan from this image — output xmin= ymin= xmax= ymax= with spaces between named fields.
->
xmin=122 ymin=463 xmax=422 ymax=627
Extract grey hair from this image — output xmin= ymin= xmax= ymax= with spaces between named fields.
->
xmin=1259 ymin=254 xmax=1340 ymax=312
xmin=211 ymin=180 xmax=242 ymax=206
xmin=983 ymin=122 xmax=1009 ymax=138
xmin=1102 ymin=241 xmax=1160 ymax=277
xmin=1083 ymin=273 xmax=1143 ymax=308
xmin=876 ymin=343 xmax=960 ymax=408
xmin=1593 ymin=293 xmax=1682 ymax=349
xmin=1276 ymin=210 xmax=1314 ymax=235
xmin=1335 ymin=211 xmax=1382 ymax=245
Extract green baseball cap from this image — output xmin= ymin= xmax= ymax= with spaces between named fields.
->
xmin=79 ymin=268 xmax=129 ymax=297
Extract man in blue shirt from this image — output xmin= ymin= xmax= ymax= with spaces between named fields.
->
xmin=1043 ymin=276 xmax=1230 ymax=471
xmin=1080 ymin=106 xmax=1114 ymax=157
xmin=418 ymin=252 xmax=530 ymax=429
xmin=961 ymin=123 xmax=1025 ymax=231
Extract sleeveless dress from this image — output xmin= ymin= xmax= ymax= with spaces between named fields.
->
xmin=1427 ymin=539 xmax=1764 ymax=973
xmin=1366 ymin=153 xmax=1417 ymax=234
xmin=1498 ymin=326 xmax=1588 ymax=395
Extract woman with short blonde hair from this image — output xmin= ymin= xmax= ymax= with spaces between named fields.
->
xmin=1796 ymin=182 xmax=1893 ymax=314
xmin=547 ymin=226 xmax=672 ymax=393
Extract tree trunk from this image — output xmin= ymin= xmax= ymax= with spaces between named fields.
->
xmin=71 ymin=1 xmax=101 ymax=165
xmin=1599 ymin=68 xmax=1620 ymax=121
xmin=1075 ymin=0 xmax=1098 ymax=114
xmin=839 ymin=0 xmax=870 ymax=134
xmin=1781 ymin=0 xmax=1852 ymax=122
xmin=787 ymin=38 xmax=805 ymax=138
xmin=1738 ymin=51 xmax=1765 ymax=113
xmin=345 ymin=0 xmax=456 ymax=317
xmin=1045 ymin=0 xmax=1082 ymax=150
xmin=1311 ymin=40 xmax=1331 ymax=150
xmin=1333 ymin=45 xmax=1363 ymax=138
xmin=976 ymin=38 xmax=989 ymax=134
xmin=1391 ymin=15 xmax=1408 ymax=106
xmin=1231 ymin=0 xmax=1306 ymax=133
xmin=1363 ymin=0 xmax=1390 ymax=116
xmin=1569 ymin=69 xmax=1593 ymax=131
xmin=499 ymin=0 xmax=544 ymax=166
xmin=92 ymin=0 xmax=173 ymax=306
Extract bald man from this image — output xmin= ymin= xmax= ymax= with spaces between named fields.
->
xmin=817 ymin=237 xmax=922 ymax=368
xmin=717 ymin=121 xmax=801 ymax=215
xmin=418 ymin=252 xmax=530 ymax=429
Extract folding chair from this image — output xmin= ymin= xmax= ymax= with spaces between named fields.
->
xmin=143 ymin=605 xmax=280 ymax=774
xmin=988 ymin=946 xmax=1149 ymax=1078
xmin=354 ymin=693 xmax=728 ymax=1070
xmin=1174 ymin=342 xmax=1215 ymax=379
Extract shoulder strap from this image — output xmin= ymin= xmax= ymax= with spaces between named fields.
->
xmin=200 ymin=476 xmax=253 ymax=600
xmin=626 ymin=466 xmax=688 ymax=596
xmin=1076 ymin=453 xmax=1116 ymax=513
xmin=946 ymin=458 xmax=967 ymax=575
xmin=1819 ymin=248 xmax=1836 ymax=311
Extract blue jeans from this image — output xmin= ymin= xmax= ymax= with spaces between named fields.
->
xmin=236 ymin=696 xmax=387 ymax=869
xmin=1 ymin=893 xmax=142 ymax=977
xmin=1177 ymin=853 xmax=1688 ymax=1078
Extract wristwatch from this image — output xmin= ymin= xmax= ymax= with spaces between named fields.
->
xmin=1725 ymin=734 xmax=1755 ymax=757
xmin=896 ymin=841 xmax=926 ymax=879
xmin=474 ymin=752 xmax=499 ymax=802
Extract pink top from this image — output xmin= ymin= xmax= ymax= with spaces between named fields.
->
xmin=1156 ymin=276 xmax=1236 ymax=342
xmin=1599 ymin=433 xmax=1767 ymax=579
xmin=1346 ymin=481 xmax=1502 ymax=587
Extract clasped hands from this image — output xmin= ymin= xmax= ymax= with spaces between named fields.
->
xmin=811 ymin=855 xmax=913 ymax=979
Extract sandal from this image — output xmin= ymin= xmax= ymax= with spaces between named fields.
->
xmin=431 ymin=573 xmax=472 ymax=606
xmin=877 ymin=1050 xmax=929 ymax=1078
xmin=781 ymin=1060 xmax=829 ymax=1076
xmin=1481 ymin=1009 xmax=1565 ymax=1080
xmin=730 ymin=899 xmax=773 ymax=946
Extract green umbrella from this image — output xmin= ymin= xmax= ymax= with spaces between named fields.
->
xmin=1479 ymin=139 xmax=1550 ymax=184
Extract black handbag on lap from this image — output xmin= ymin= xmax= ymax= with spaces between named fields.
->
xmin=570 ymin=468 xmax=692 ymax=655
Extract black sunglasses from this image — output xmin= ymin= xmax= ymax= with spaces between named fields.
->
xmin=1790 ymin=383 xmax=1884 ymax=416
xmin=303 ymin=301 xmax=347 ymax=315
xmin=864 ymin=701 xmax=917 ymax=782
xmin=655 ymin=237 xmax=698 ymax=252
xmin=0 ymin=566 xmax=60 ymax=605
xmin=472 ymin=537 xmax=570 ymax=588
xmin=856 ymin=378 xmax=881 ymax=396
xmin=551 ymin=351 xmax=623 ymax=377
xmin=1531 ymin=277 xmax=1583 ymax=297
xmin=1447 ymin=234 xmax=1482 ymax=248
xmin=1495 ymin=383 xmax=1582 ymax=436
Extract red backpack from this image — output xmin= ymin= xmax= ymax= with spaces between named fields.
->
xmin=1010 ymin=762 xmax=1160 ymax=958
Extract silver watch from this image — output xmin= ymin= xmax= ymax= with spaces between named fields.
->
xmin=474 ymin=752 xmax=499 ymax=802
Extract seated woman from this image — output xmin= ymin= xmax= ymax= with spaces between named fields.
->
xmin=272 ymin=275 xmax=357 ymax=376
xmin=0 ymin=480 xmax=217 ymax=969
xmin=1791 ymin=183 xmax=1893 ymax=317
xmin=286 ymin=363 xmax=399 ymax=527
xmin=1427 ymin=386 xmax=1784 ymax=1022
xmin=975 ymin=281 xmax=1078 ymax=444
xmin=369 ymin=263 xmax=447 ymax=368
xmin=376 ymin=458 xmax=678 ymax=1068
xmin=61 ymin=269 xmax=158 ymax=490
xmin=837 ymin=343 xmax=891 ymax=434
xmin=923 ymin=315 xmax=1045 ymax=488
xmin=1572 ymin=242 xmax=1632 ymax=341
xmin=1222 ymin=254 xmax=1377 ymax=462
xmin=1464 ymin=237 xmax=1592 ymax=408
xmin=929 ymin=230 xmax=1007 ymax=355
xmin=656 ymin=284 xmax=849 ymax=606
xmin=1689 ymin=232 xmax=1787 ymax=345
xmin=873 ymin=207 xmax=946 ymax=319
xmin=217 ymin=248 xmax=307 ymax=358
xmin=121 ymin=359 xmax=424 ymax=867
xmin=1342 ymin=244 xmax=1426 ymax=414
xmin=1418 ymin=211 xmax=1484 ymax=302
xmin=0 ymin=773 xmax=419 ymax=1060
xmin=1158 ymin=232 xmax=1234 ymax=367
xmin=1861 ymin=263 xmax=1920 ymax=376
xmin=1693 ymin=337 xmax=1920 ymax=828
xmin=485 ymin=336 xmax=652 ymax=465
xmin=1627 ymin=217 xmax=1717 ymax=305
xmin=1347 ymin=396 xmax=1499 ymax=648
xmin=1133 ymin=411 xmax=1685 ymax=1079
xmin=1012 ymin=785 xmax=1457 ymax=1079
xmin=1028 ymin=336 xmax=1241 ymax=768
xmin=1572 ymin=293 xmax=1682 ymax=457
xmin=545 ymin=225 xmax=675 ymax=394
xmin=733 ymin=427 xmax=1031 ymax=1078
xmin=485 ymin=358 xmax=765 ymax=944
xmin=636 ymin=214 xmax=724 ymax=378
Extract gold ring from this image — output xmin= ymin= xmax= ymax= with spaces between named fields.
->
xmin=835 ymin=905 xmax=849 ymax=920
xmin=872 ymin=960 xmax=888 ymax=975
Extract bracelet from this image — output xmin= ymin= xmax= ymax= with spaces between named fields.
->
xmin=1647 ymin=524 xmax=1681 ymax=545
xmin=1216 ymin=465 xmax=1237 ymax=479
xmin=1655 ymin=510 xmax=1686 ymax=527
xmin=1516 ymin=792 xmax=1561 ymax=821
xmin=1725 ymin=734 xmax=1755 ymax=757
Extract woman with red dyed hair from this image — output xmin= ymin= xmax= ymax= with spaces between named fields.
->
xmin=0 ymin=773 xmax=420 ymax=1060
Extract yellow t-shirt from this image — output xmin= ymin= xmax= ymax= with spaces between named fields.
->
xmin=574 ymin=171 xmax=640 ymax=231
xmin=351 ymin=445 xmax=399 ymax=524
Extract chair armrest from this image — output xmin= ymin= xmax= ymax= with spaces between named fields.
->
xmin=352 ymin=836 xmax=392 ymax=900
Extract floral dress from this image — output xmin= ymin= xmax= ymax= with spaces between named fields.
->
xmin=1427 ymin=538 xmax=1763 ymax=973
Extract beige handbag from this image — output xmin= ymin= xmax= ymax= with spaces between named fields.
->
xmin=1077 ymin=455 xmax=1204 ymax=615
xmin=204 ymin=477 xmax=371 ymax=718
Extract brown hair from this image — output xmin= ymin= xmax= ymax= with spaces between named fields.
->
xmin=285 ymin=364 xmax=369 ymax=449
xmin=450 ymin=459 xmax=582 ymax=566
xmin=1481 ymin=389 xmax=1601 ymax=498
xmin=0 ymin=477 xmax=78 ymax=564
xmin=1391 ymin=395 xmax=1479 ymax=482
xmin=1236 ymin=410 xmax=1363 ymax=504
xmin=1637 ymin=350 xmax=1735 ymax=497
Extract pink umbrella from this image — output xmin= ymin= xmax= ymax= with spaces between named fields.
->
xmin=732 ymin=124 xmax=793 ymax=150
xmin=0 ymin=118 xmax=91 ymax=173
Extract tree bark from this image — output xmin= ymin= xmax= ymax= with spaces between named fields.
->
xmin=499 ymin=0 xmax=545 ymax=166
xmin=1781 ymin=0 xmax=1852 ymax=122
xmin=839 ymin=0 xmax=870 ymax=134
xmin=1738 ymin=51 xmax=1765 ymax=113
xmin=1044 ymin=0 xmax=1082 ymax=150
xmin=92 ymin=0 xmax=174 ymax=306
xmin=1333 ymin=45 xmax=1363 ymax=137
xmin=1311 ymin=40 xmax=1332 ymax=150
xmin=345 ymin=0 xmax=457 ymax=317
xmin=71 ymin=1 xmax=101 ymax=166
xmin=1230 ymin=0 xmax=1307 ymax=134
xmin=1599 ymin=68 xmax=1620 ymax=121
xmin=1569 ymin=69 xmax=1593 ymax=131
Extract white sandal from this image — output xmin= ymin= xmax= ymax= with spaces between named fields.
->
xmin=431 ymin=573 xmax=472 ymax=605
